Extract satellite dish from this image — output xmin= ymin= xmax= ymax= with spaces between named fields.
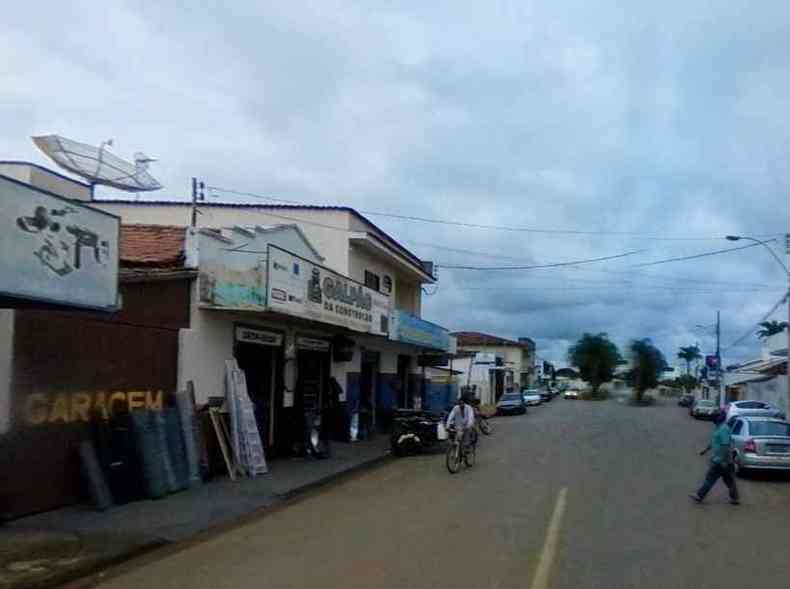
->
xmin=32 ymin=134 xmax=163 ymax=192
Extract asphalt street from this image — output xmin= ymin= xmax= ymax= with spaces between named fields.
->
xmin=92 ymin=397 xmax=790 ymax=589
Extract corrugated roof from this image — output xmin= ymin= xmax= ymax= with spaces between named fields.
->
xmin=97 ymin=200 xmax=433 ymax=279
xmin=120 ymin=224 xmax=186 ymax=267
xmin=452 ymin=331 xmax=523 ymax=347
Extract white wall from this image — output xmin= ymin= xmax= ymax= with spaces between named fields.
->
xmin=449 ymin=355 xmax=498 ymax=405
xmin=346 ymin=245 xmax=422 ymax=316
xmin=742 ymin=376 xmax=789 ymax=416
xmin=94 ymin=203 xmax=353 ymax=275
xmin=0 ymin=163 xmax=91 ymax=201
xmin=764 ymin=330 xmax=789 ymax=359
xmin=457 ymin=344 xmax=531 ymax=388
xmin=0 ymin=310 xmax=13 ymax=434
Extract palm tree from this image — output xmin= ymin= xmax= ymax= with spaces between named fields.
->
xmin=677 ymin=345 xmax=702 ymax=376
xmin=756 ymin=320 xmax=788 ymax=339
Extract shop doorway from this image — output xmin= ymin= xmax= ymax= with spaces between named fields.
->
xmin=397 ymin=354 xmax=411 ymax=409
xmin=233 ymin=326 xmax=283 ymax=453
xmin=359 ymin=350 xmax=380 ymax=438
xmin=295 ymin=337 xmax=332 ymax=451
xmin=296 ymin=346 xmax=330 ymax=413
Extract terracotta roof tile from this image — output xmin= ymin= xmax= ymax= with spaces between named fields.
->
xmin=120 ymin=224 xmax=186 ymax=267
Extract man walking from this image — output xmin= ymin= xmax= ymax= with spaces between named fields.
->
xmin=690 ymin=410 xmax=740 ymax=505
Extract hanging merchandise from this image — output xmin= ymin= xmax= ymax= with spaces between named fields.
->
xmin=224 ymin=359 xmax=269 ymax=477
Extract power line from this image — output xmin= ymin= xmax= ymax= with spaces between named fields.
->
xmin=454 ymin=285 xmax=779 ymax=294
xmin=630 ymin=241 xmax=770 ymax=268
xmin=207 ymin=185 xmax=767 ymax=241
xmin=408 ymin=240 xmax=784 ymax=288
xmin=435 ymin=250 xmax=645 ymax=270
xmin=723 ymin=293 xmax=790 ymax=352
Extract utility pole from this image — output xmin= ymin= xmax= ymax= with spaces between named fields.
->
xmin=786 ymin=233 xmax=790 ymax=417
xmin=191 ymin=177 xmax=205 ymax=227
xmin=716 ymin=310 xmax=724 ymax=409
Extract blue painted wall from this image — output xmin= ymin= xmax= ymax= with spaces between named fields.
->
xmin=425 ymin=382 xmax=458 ymax=413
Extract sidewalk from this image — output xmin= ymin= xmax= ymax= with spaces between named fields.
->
xmin=1 ymin=438 xmax=390 ymax=589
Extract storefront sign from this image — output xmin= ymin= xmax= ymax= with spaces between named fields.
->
xmin=24 ymin=390 xmax=164 ymax=425
xmin=0 ymin=175 xmax=119 ymax=310
xmin=267 ymin=245 xmax=390 ymax=336
xmin=297 ymin=337 xmax=330 ymax=352
xmin=235 ymin=326 xmax=283 ymax=347
xmin=390 ymin=310 xmax=451 ymax=352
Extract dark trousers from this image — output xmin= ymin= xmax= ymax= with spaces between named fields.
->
xmin=697 ymin=462 xmax=739 ymax=501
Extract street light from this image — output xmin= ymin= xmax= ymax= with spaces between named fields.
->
xmin=726 ymin=234 xmax=790 ymax=415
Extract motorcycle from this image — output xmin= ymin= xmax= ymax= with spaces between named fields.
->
xmin=390 ymin=409 xmax=447 ymax=456
xmin=304 ymin=411 xmax=330 ymax=459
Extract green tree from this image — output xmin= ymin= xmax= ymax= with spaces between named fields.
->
xmin=676 ymin=374 xmax=698 ymax=394
xmin=630 ymin=339 xmax=667 ymax=402
xmin=568 ymin=333 xmax=621 ymax=397
xmin=677 ymin=345 xmax=702 ymax=376
xmin=757 ymin=320 xmax=788 ymax=339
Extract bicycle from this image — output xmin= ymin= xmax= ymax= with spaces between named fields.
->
xmin=446 ymin=427 xmax=476 ymax=474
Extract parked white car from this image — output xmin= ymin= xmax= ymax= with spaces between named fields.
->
xmin=725 ymin=400 xmax=785 ymax=424
xmin=522 ymin=390 xmax=543 ymax=406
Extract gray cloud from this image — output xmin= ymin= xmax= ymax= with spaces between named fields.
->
xmin=3 ymin=0 xmax=789 ymax=366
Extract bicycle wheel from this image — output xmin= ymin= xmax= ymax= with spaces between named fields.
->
xmin=479 ymin=417 xmax=492 ymax=436
xmin=464 ymin=443 xmax=476 ymax=468
xmin=446 ymin=441 xmax=461 ymax=474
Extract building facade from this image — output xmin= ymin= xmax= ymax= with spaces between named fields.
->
xmin=86 ymin=202 xmax=453 ymax=440
xmin=449 ymin=332 xmax=537 ymax=404
xmin=725 ymin=331 xmax=789 ymax=413
xmin=0 ymin=168 xmax=454 ymax=519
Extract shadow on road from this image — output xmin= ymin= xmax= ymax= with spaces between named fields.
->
xmin=738 ymin=469 xmax=790 ymax=483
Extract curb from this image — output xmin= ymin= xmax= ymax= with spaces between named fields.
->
xmin=48 ymin=451 xmax=394 ymax=589
xmin=12 ymin=539 xmax=168 ymax=589
xmin=276 ymin=452 xmax=393 ymax=502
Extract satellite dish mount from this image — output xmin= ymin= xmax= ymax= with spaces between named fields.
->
xmin=32 ymin=134 xmax=163 ymax=195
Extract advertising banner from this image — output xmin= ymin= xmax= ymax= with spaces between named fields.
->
xmin=197 ymin=229 xmax=267 ymax=310
xmin=0 ymin=174 xmax=119 ymax=310
xmin=267 ymin=245 xmax=390 ymax=336
xmin=390 ymin=309 xmax=451 ymax=352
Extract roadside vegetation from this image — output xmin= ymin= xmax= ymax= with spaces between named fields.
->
xmin=626 ymin=339 xmax=667 ymax=405
xmin=568 ymin=333 xmax=621 ymax=400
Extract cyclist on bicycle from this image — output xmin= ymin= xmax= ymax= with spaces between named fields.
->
xmin=445 ymin=395 xmax=475 ymax=450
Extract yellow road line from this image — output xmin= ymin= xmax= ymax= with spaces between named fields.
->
xmin=530 ymin=487 xmax=568 ymax=589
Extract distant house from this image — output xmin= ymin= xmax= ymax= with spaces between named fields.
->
xmin=449 ymin=331 xmax=536 ymax=404
xmin=725 ymin=331 xmax=788 ymax=413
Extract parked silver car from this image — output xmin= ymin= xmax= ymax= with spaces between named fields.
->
xmin=729 ymin=417 xmax=790 ymax=476
xmin=725 ymin=400 xmax=785 ymax=424
xmin=691 ymin=399 xmax=719 ymax=420
xmin=522 ymin=389 xmax=543 ymax=406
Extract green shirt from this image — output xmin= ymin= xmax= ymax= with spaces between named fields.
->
xmin=711 ymin=423 xmax=732 ymax=465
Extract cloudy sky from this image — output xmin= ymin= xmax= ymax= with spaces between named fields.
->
xmin=3 ymin=1 xmax=790 ymax=367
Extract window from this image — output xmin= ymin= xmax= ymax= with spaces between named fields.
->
xmin=732 ymin=421 xmax=743 ymax=435
xmin=382 ymin=275 xmax=392 ymax=294
xmin=748 ymin=421 xmax=790 ymax=437
xmin=364 ymin=270 xmax=380 ymax=291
